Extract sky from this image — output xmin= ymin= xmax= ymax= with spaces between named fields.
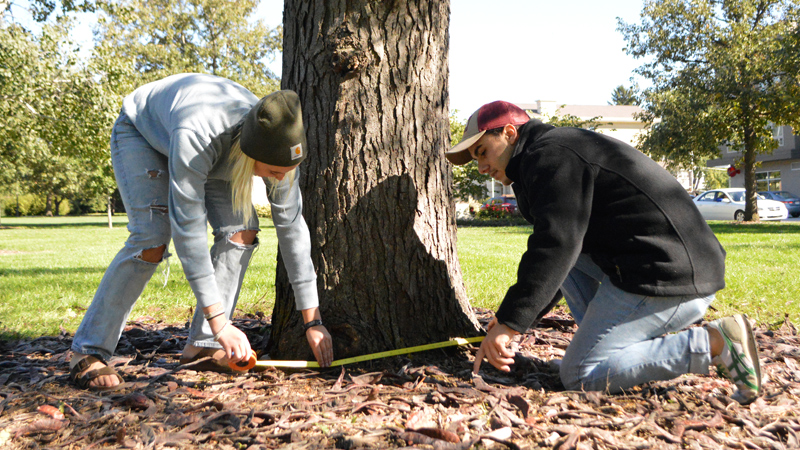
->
xmin=258 ymin=0 xmax=649 ymax=120
xmin=18 ymin=0 xmax=649 ymax=121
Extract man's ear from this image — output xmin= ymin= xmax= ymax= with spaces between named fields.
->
xmin=503 ymin=124 xmax=519 ymax=144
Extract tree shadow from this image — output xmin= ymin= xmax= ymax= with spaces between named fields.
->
xmin=709 ymin=222 xmax=800 ymax=235
xmin=269 ymin=174 xmax=481 ymax=360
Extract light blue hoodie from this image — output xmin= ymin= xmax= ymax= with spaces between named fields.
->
xmin=121 ymin=73 xmax=318 ymax=311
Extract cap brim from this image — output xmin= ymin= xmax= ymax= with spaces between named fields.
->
xmin=445 ymin=130 xmax=485 ymax=165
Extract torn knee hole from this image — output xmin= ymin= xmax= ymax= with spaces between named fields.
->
xmin=146 ymin=169 xmax=165 ymax=178
xmin=136 ymin=245 xmax=167 ymax=263
xmin=229 ymin=230 xmax=259 ymax=245
xmin=149 ymin=202 xmax=168 ymax=215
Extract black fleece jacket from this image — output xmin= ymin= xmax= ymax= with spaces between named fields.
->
xmin=496 ymin=120 xmax=726 ymax=333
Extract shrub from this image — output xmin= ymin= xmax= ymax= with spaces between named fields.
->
xmin=254 ymin=204 xmax=272 ymax=219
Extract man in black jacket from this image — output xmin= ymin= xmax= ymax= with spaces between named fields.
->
xmin=447 ymin=100 xmax=761 ymax=404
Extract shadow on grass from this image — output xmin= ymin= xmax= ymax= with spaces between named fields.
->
xmin=709 ymin=222 xmax=800 ymax=234
xmin=0 ymin=267 xmax=107 ymax=276
xmin=0 ymin=221 xmax=128 ymax=229
xmin=457 ymin=217 xmax=533 ymax=228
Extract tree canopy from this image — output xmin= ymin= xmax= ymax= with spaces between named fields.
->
xmin=619 ymin=0 xmax=800 ymax=221
xmin=609 ymin=84 xmax=639 ymax=105
xmin=0 ymin=0 xmax=282 ymax=216
xmin=94 ymin=0 xmax=281 ymax=95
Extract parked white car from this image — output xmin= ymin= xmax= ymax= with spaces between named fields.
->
xmin=693 ymin=188 xmax=788 ymax=221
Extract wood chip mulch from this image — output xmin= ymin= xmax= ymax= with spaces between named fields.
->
xmin=1 ymin=306 xmax=799 ymax=449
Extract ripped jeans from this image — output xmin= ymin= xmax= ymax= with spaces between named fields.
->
xmin=71 ymin=113 xmax=259 ymax=360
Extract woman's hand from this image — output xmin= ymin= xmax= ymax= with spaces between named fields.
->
xmin=209 ymin=315 xmax=251 ymax=363
xmin=301 ymin=307 xmax=333 ymax=367
xmin=306 ymin=325 xmax=333 ymax=367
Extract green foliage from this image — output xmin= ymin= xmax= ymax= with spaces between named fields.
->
xmin=0 ymin=0 xmax=284 ymax=216
xmin=545 ymin=107 xmax=603 ymax=131
xmin=1 ymin=193 xmax=70 ymax=216
xmin=94 ymin=0 xmax=282 ymax=96
xmin=0 ymin=18 xmax=116 ymax=216
xmin=702 ymin=168 xmax=730 ymax=191
xmin=450 ymin=111 xmax=489 ymax=201
xmin=254 ymin=203 xmax=272 ymax=219
xmin=619 ymin=0 xmax=800 ymax=221
xmin=609 ymin=85 xmax=639 ymax=105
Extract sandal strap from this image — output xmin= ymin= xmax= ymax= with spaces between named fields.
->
xmin=71 ymin=354 xmax=106 ymax=374
xmin=70 ymin=354 xmax=122 ymax=389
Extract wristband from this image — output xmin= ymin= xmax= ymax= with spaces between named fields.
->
xmin=303 ymin=319 xmax=323 ymax=332
xmin=212 ymin=321 xmax=230 ymax=341
xmin=205 ymin=310 xmax=225 ymax=321
xmin=204 ymin=304 xmax=224 ymax=320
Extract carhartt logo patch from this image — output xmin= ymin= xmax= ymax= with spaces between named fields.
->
xmin=290 ymin=143 xmax=303 ymax=160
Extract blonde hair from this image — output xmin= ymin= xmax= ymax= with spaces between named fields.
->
xmin=229 ymin=139 xmax=296 ymax=225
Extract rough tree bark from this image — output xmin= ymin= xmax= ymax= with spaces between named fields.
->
xmin=268 ymin=0 xmax=482 ymax=360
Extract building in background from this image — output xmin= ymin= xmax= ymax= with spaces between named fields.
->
xmin=706 ymin=125 xmax=799 ymax=195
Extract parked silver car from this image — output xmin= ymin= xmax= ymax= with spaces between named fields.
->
xmin=693 ymin=188 xmax=788 ymax=221
xmin=758 ymin=191 xmax=800 ymax=218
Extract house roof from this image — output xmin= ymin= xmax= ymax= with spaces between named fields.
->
xmin=516 ymin=103 xmax=644 ymax=123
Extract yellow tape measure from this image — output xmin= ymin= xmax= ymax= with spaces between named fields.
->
xmin=229 ymin=336 xmax=485 ymax=371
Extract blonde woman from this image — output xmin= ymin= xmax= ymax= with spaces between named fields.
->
xmin=69 ymin=74 xmax=333 ymax=390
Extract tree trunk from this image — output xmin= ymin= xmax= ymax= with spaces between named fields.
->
xmin=45 ymin=192 xmax=54 ymax=216
xmin=269 ymin=0 xmax=481 ymax=360
xmin=742 ymin=116 xmax=760 ymax=222
xmin=107 ymin=196 xmax=113 ymax=229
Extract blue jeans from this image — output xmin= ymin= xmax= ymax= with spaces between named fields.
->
xmin=71 ymin=113 xmax=259 ymax=360
xmin=559 ymin=254 xmax=714 ymax=393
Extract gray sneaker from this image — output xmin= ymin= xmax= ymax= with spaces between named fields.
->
xmin=707 ymin=314 xmax=761 ymax=404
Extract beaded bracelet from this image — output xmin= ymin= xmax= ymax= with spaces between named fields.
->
xmin=212 ymin=321 xmax=230 ymax=341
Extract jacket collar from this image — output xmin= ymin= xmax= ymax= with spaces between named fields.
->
xmin=506 ymin=119 xmax=554 ymax=183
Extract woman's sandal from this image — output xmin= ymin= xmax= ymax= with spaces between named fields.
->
xmin=179 ymin=347 xmax=235 ymax=373
xmin=69 ymin=354 xmax=124 ymax=391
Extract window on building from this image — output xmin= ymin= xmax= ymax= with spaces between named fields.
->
xmin=756 ymin=171 xmax=781 ymax=191
xmin=772 ymin=124 xmax=784 ymax=147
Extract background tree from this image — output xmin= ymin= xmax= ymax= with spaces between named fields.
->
xmin=545 ymin=107 xmax=603 ymax=130
xmin=450 ymin=111 xmax=489 ymax=202
xmin=619 ymin=0 xmax=800 ymax=221
xmin=0 ymin=17 xmax=111 ymax=217
xmin=270 ymin=0 xmax=482 ymax=359
xmin=95 ymin=0 xmax=281 ymax=95
xmin=609 ymin=84 xmax=639 ymax=105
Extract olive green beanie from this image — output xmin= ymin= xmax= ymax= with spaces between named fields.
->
xmin=240 ymin=90 xmax=307 ymax=167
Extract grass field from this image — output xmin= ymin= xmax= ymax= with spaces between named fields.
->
xmin=1 ymin=216 xmax=798 ymax=340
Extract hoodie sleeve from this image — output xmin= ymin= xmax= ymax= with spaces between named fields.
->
xmin=496 ymin=146 xmax=596 ymax=333
xmin=167 ymin=128 xmax=221 ymax=309
xmin=267 ymin=170 xmax=319 ymax=311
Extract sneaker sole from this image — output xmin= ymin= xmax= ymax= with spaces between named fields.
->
xmin=735 ymin=314 xmax=762 ymax=392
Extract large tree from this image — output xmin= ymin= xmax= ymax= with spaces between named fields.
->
xmin=619 ymin=0 xmax=800 ymax=221
xmin=269 ymin=1 xmax=482 ymax=360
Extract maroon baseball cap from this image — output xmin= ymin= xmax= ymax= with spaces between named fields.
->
xmin=445 ymin=101 xmax=530 ymax=165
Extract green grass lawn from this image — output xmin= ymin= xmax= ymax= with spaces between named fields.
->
xmin=1 ymin=216 xmax=798 ymax=339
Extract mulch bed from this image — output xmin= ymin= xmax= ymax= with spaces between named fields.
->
xmin=1 ymin=306 xmax=799 ymax=449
